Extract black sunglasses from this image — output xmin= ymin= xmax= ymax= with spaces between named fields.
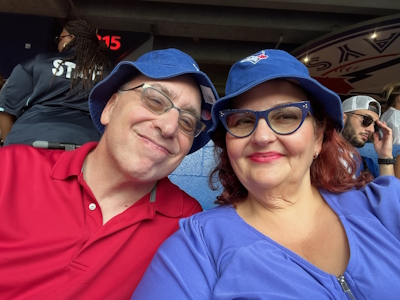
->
xmin=54 ymin=35 xmax=72 ymax=44
xmin=346 ymin=112 xmax=380 ymax=132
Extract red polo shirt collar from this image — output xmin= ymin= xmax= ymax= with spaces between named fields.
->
xmin=51 ymin=142 xmax=185 ymax=218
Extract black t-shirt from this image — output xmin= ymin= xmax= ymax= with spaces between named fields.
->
xmin=0 ymin=50 xmax=104 ymax=146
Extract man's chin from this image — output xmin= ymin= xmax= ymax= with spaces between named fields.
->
xmin=353 ymin=139 xmax=366 ymax=148
xmin=350 ymin=139 xmax=367 ymax=148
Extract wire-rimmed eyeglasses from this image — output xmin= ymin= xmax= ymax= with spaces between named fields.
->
xmin=219 ymin=101 xmax=313 ymax=138
xmin=118 ymin=83 xmax=206 ymax=137
xmin=54 ymin=35 xmax=73 ymax=45
xmin=345 ymin=112 xmax=380 ymax=132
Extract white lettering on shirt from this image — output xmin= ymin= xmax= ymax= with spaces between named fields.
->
xmin=52 ymin=60 xmax=76 ymax=78
xmin=51 ymin=60 xmax=99 ymax=81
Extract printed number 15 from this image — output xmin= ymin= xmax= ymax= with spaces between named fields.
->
xmin=97 ymin=35 xmax=121 ymax=50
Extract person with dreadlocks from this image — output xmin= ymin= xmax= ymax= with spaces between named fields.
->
xmin=0 ymin=20 xmax=111 ymax=148
xmin=0 ymin=70 xmax=4 ymax=91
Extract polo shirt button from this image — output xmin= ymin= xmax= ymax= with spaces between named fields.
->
xmin=89 ymin=203 xmax=96 ymax=210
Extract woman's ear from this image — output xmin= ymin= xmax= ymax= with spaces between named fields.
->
xmin=100 ymin=93 xmax=118 ymax=126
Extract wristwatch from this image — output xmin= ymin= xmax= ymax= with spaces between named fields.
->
xmin=378 ymin=157 xmax=396 ymax=165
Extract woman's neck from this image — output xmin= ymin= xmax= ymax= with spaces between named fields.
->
xmin=236 ymin=184 xmax=325 ymax=236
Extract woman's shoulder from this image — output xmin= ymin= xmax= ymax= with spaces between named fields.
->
xmin=339 ymin=176 xmax=400 ymax=238
xmin=179 ymin=205 xmax=265 ymax=246
xmin=361 ymin=175 xmax=400 ymax=197
xmin=188 ymin=205 xmax=239 ymax=225
xmin=322 ymin=176 xmax=400 ymax=218
xmin=362 ymin=175 xmax=400 ymax=205
xmin=18 ymin=51 xmax=75 ymax=70
xmin=325 ymin=175 xmax=399 ymax=199
xmin=177 ymin=206 xmax=247 ymax=239
xmin=33 ymin=49 xmax=76 ymax=62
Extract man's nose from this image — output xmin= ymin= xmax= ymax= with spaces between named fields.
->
xmin=156 ymin=109 xmax=180 ymax=137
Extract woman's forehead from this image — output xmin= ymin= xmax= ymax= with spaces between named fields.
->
xmin=60 ymin=28 xmax=70 ymax=35
xmin=230 ymin=79 xmax=308 ymax=109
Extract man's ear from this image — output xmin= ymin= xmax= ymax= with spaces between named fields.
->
xmin=343 ymin=113 xmax=348 ymax=123
xmin=100 ymin=93 xmax=118 ymax=126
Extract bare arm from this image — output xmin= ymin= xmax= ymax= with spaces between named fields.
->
xmin=373 ymin=120 xmax=395 ymax=176
xmin=0 ymin=112 xmax=16 ymax=141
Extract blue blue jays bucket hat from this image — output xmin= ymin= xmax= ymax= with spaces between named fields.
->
xmin=89 ymin=48 xmax=219 ymax=154
xmin=209 ymin=49 xmax=343 ymax=135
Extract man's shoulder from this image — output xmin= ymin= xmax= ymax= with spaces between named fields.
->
xmin=156 ymin=177 xmax=203 ymax=216
xmin=0 ymin=145 xmax=66 ymax=178
xmin=381 ymin=107 xmax=397 ymax=119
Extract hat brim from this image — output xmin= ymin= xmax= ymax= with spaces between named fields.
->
xmin=209 ymin=74 xmax=343 ymax=137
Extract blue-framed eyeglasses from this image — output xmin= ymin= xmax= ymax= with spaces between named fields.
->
xmin=118 ymin=83 xmax=206 ymax=137
xmin=219 ymin=101 xmax=313 ymax=138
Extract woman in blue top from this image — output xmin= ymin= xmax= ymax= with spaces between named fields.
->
xmin=132 ymin=50 xmax=400 ymax=300
xmin=0 ymin=20 xmax=111 ymax=147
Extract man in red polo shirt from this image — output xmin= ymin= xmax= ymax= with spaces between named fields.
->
xmin=0 ymin=49 xmax=218 ymax=299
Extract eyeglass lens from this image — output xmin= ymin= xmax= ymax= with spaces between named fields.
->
xmin=361 ymin=115 xmax=373 ymax=127
xmin=224 ymin=105 xmax=305 ymax=137
xmin=359 ymin=115 xmax=380 ymax=132
xmin=54 ymin=35 xmax=70 ymax=45
xmin=141 ymin=86 xmax=205 ymax=137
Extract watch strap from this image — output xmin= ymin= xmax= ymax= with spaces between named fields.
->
xmin=378 ymin=157 xmax=396 ymax=165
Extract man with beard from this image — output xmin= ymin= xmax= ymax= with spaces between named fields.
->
xmin=342 ymin=95 xmax=395 ymax=178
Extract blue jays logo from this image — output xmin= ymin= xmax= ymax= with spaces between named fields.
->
xmin=241 ymin=50 xmax=269 ymax=64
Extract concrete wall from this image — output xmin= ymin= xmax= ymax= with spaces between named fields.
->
xmin=169 ymin=140 xmax=221 ymax=210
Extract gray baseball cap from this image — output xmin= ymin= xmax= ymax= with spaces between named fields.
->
xmin=342 ymin=96 xmax=381 ymax=117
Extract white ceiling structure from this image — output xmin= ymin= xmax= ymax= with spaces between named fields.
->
xmin=1 ymin=0 xmax=400 ymax=95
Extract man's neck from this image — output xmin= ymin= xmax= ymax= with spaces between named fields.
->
xmin=82 ymin=146 xmax=157 ymax=224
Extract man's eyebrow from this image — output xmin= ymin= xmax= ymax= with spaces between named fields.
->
xmin=363 ymin=112 xmax=379 ymax=121
xmin=151 ymin=83 xmax=177 ymax=99
xmin=362 ymin=112 xmax=376 ymax=118
xmin=151 ymin=83 xmax=201 ymax=118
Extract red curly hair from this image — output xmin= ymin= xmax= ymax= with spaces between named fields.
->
xmin=209 ymin=97 xmax=373 ymax=206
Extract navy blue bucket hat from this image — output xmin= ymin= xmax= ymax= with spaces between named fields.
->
xmin=209 ymin=49 xmax=343 ymax=136
xmin=89 ymin=48 xmax=219 ymax=154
